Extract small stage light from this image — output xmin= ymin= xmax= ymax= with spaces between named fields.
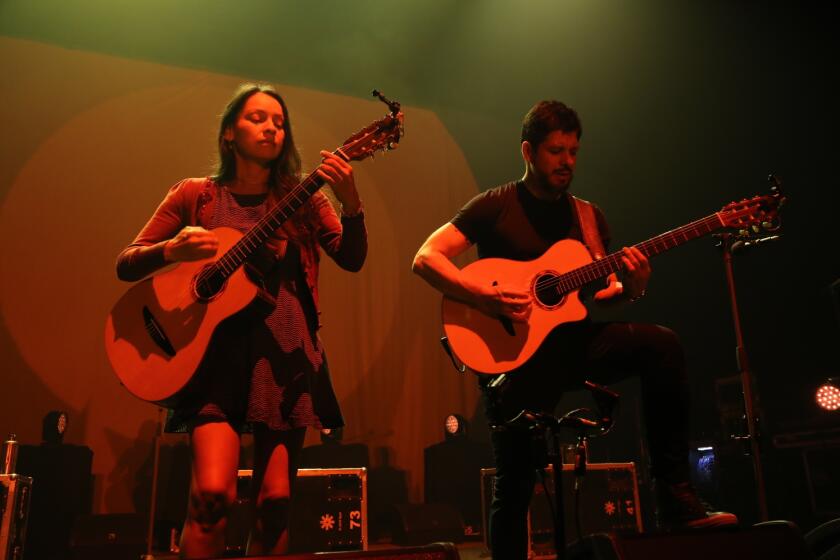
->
xmin=444 ymin=414 xmax=467 ymax=440
xmin=816 ymin=378 xmax=840 ymax=412
xmin=42 ymin=410 xmax=68 ymax=444
xmin=319 ymin=427 xmax=343 ymax=443
xmin=689 ymin=444 xmax=718 ymax=497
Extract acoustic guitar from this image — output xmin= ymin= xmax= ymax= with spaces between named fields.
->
xmin=442 ymin=188 xmax=783 ymax=374
xmin=105 ymin=102 xmax=403 ymax=406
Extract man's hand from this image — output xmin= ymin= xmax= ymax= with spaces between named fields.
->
xmin=619 ymin=246 xmax=650 ymax=299
xmin=593 ymin=247 xmax=650 ymax=303
xmin=473 ymin=283 xmax=533 ymax=323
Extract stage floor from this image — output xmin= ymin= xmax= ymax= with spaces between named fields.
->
xmin=147 ymin=540 xmax=490 ymax=559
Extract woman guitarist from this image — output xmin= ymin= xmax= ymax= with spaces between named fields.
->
xmin=115 ymin=84 xmax=367 ymax=557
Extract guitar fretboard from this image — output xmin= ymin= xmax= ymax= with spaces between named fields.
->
xmin=552 ymin=212 xmax=724 ymax=294
xmin=213 ymin=172 xmax=328 ymax=277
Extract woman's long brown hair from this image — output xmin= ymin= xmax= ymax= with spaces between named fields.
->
xmin=212 ymin=83 xmax=318 ymax=245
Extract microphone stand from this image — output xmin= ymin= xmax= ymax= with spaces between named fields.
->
xmin=717 ymin=231 xmax=772 ymax=522
xmin=505 ymin=382 xmax=618 ymax=559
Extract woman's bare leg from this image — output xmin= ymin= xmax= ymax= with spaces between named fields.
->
xmin=247 ymin=426 xmax=306 ymax=555
xmin=179 ymin=421 xmax=240 ymax=559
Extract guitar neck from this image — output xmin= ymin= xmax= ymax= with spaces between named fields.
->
xmin=213 ymin=166 xmax=332 ymax=276
xmin=560 ymin=212 xmax=725 ymax=292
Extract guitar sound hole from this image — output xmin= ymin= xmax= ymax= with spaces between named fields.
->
xmin=193 ymin=265 xmax=228 ymax=302
xmin=533 ymin=271 xmax=564 ymax=309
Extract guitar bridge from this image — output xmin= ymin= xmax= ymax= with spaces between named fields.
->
xmin=498 ymin=316 xmax=516 ymax=336
xmin=491 ymin=280 xmax=517 ymax=336
xmin=143 ymin=306 xmax=176 ymax=357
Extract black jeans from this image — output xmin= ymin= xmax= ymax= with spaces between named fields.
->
xmin=484 ymin=320 xmax=689 ymax=559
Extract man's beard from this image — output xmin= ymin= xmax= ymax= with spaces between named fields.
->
xmin=536 ymin=167 xmax=573 ymax=194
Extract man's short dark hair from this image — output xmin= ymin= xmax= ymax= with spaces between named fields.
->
xmin=521 ymin=100 xmax=582 ymax=147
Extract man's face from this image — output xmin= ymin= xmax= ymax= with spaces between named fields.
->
xmin=525 ymin=129 xmax=580 ymax=194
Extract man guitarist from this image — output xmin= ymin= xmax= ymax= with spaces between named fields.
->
xmin=412 ymin=100 xmax=736 ymax=559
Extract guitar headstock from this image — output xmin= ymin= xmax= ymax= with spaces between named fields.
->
xmin=718 ymin=177 xmax=786 ymax=235
xmin=336 ymin=92 xmax=404 ymax=163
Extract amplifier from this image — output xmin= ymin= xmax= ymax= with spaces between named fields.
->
xmin=236 ymin=467 xmax=368 ymax=554
xmin=0 ymin=474 xmax=32 ymax=560
xmin=291 ymin=468 xmax=367 ymax=553
xmin=481 ymin=462 xmax=642 ymax=559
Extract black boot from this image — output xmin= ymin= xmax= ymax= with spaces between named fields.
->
xmin=656 ymin=481 xmax=739 ymax=529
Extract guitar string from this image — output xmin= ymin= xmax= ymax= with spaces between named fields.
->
xmin=529 ymin=213 xmax=722 ymax=295
xmin=531 ymin=199 xmax=769 ymax=295
xmin=192 ymin=171 xmax=325 ymax=290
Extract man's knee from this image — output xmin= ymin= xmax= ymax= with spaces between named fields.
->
xmin=648 ymin=324 xmax=685 ymax=366
xmin=656 ymin=324 xmax=680 ymax=345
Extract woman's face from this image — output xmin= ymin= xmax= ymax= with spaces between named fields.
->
xmin=225 ymin=92 xmax=286 ymax=164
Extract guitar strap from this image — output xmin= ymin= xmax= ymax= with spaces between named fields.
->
xmin=573 ymin=196 xmax=605 ymax=260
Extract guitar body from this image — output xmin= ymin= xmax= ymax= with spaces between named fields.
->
xmin=442 ymin=238 xmax=594 ymax=374
xmin=104 ymin=227 xmax=259 ymax=406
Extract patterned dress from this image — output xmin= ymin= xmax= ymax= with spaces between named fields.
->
xmin=166 ymin=187 xmax=343 ymax=432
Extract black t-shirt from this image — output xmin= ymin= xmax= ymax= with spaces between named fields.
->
xmin=449 ymin=181 xmax=614 ymax=412
xmin=451 ymin=181 xmax=611 ymax=259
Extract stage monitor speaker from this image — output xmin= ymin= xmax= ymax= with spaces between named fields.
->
xmin=391 ymin=503 xmax=464 ymax=546
xmin=210 ymin=541 xmax=460 ymax=559
xmin=423 ymin=438 xmax=493 ymax=534
xmin=298 ymin=442 xmax=370 ymax=469
xmin=16 ymin=443 xmax=93 ymax=560
xmin=566 ymin=521 xmax=814 ymax=560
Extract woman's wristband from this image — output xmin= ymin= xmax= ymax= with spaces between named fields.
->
xmin=341 ymin=201 xmax=364 ymax=218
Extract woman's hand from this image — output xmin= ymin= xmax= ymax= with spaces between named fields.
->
xmin=163 ymin=226 xmax=219 ymax=262
xmin=317 ymin=150 xmax=361 ymax=214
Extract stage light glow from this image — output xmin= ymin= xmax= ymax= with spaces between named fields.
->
xmin=444 ymin=414 xmax=467 ymax=440
xmin=319 ymin=427 xmax=343 ymax=443
xmin=816 ymin=379 xmax=840 ymax=411
xmin=689 ymin=444 xmax=717 ymax=491
xmin=42 ymin=410 xmax=68 ymax=444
